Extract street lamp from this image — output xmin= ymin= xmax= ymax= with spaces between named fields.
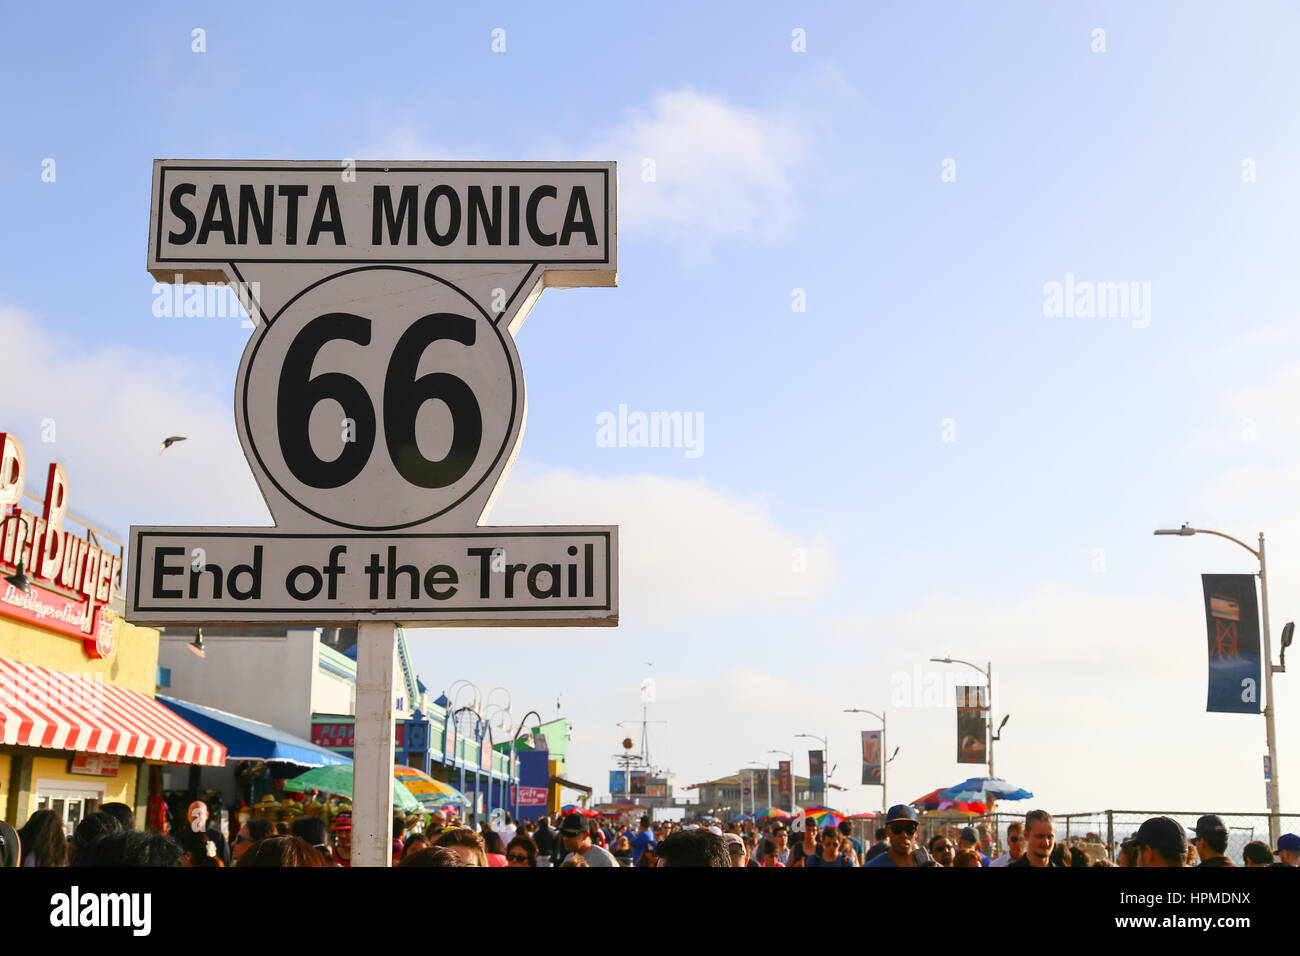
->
xmin=929 ymin=658 xmax=1010 ymax=778
xmin=743 ymin=761 xmax=766 ymax=817
xmin=843 ymin=708 xmax=899 ymax=813
xmin=795 ymin=733 xmax=829 ymax=807
xmin=767 ymin=749 xmax=794 ymax=814
xmin=1154 ymin=524 xmax=1290 ymax=845
xmin=510 ymin=710 xmax=544 ymax=823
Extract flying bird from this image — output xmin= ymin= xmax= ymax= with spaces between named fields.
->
xmin=159 ymin=436 xmax=188 ymax=454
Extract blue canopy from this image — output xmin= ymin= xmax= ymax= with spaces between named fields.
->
xmin=157 ymin=695 xmax=352 ymax=768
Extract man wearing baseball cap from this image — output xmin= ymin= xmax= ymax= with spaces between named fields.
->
xmin=557 ymin=812 xmax=618 ymax=867
xmin=1190 ymin=815 xmax=1233 ymax=867
xmin=958 ymin=826 xmax=990 ymax=867
xmin=1273 ymin=833 xmax=1300 ymax=866
xmin=863 ymin=805 xmax=929 ymax=867
xmin=1122 ymin=816 xmax=1186 ymax=867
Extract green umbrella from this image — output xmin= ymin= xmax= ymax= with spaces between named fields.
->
xmin=282 ymin=764 xmax=421 ymax=812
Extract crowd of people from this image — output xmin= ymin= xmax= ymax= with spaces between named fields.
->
xmin=1 ymin=800 xmax=1297 ymax=868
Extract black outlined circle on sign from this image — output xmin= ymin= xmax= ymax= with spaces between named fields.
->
xmin=241 ymin=266 xmax=520 ymax=531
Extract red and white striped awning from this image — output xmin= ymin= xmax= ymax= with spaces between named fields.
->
xmin=0 ymin=656 xmax=226 ymax=766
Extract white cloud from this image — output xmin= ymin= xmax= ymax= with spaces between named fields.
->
xmin=587 ymin=90 xmax=803 ymax=261
xmin=487 ymin=465 xmax=833 ymax=624
xmin=0 ymin=306 xmax=269 ymax=534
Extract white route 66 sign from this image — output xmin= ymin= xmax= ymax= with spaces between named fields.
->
xmin=127 ymin=160 xmax=618 ymax=627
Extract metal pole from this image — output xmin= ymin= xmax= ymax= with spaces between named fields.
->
xmin=881 ymin=712 xmax=888 ymax=813
xmin=1260 ymin=533 xmax=1281 ymax=846
xmin=824 ymin=734 xmax=829 ymax=807
xmin=986 ymin=661 xmax=995 ymax=780
xmin=354 ymin=622 xmax=397 ymax=867
xmin=473 ymin=718 xmax=482 ymax=828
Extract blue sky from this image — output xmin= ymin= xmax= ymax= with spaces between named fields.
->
xmin=2 ymin=1 xmax=1299 ymax=817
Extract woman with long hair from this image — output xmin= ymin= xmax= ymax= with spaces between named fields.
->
xmin=17 ymin=809 xmax=68 ymax=867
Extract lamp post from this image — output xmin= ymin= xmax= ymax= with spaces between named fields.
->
xmin=743 ymin=762 xmax=766 ymax=817
xmin=1154 ymin=524 xmax=1290 ymax=845
xmin=510 ymin=710 xmax=544 ymax=823
xmin=843 ymin=708 xmax=899 ymax=813
xmin=795 ymin=733 xmax=828 ymax=808
xmin=768 ymin=749 xmax=794 ymax=814
xmin=929 ymin=657 xmax=1009 ymax=778
xmin=451 ymin=705 xmax=483 ymax=826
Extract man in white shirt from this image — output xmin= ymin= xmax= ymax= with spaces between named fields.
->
xmin=990 ymin=821 xmax=1024 ymax=867
xmin=497 ymin=813 xmax=517 ymax=847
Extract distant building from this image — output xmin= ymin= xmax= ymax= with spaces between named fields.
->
xmin=684 ymin=770 xmax=821 ymax=819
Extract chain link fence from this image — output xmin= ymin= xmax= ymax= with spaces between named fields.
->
xmin=916 ymin=810 xmax=1300 ymax=864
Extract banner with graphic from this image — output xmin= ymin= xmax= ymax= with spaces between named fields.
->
xmin=861 ymin=730 xmax=882 ymax=785
xmin=808 ymin=750 xmax=824 ymax=794
xmin=754 ymin=768 xmax=769 ymax=805
xmin=630 ymin=772 xmax=647 ymax=796
xmin=1202 ymin=574 xmax=1262 ymax=714
xmin=741 ymin=772 xmax=752 ymax=809
xmin=778 ymin=760 xmax=792 ymax=800
xmin=956 ymin=684 xmax=988 ymax=764
xmin=609 ymin=770 xmax=626 ymax=795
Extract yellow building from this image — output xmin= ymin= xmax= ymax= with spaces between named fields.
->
xmin=1 ymin=432 xmax=224 ymax=832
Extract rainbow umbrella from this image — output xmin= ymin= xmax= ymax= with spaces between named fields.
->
xmin=910 ymin=788 xmax=948 ymax=810
xmin=392 ymin=765 xmax=470 ymax=810
xmin=754 ymin=807 xmax=792 ymax=821
xmin=804 ymin=806 xmax=845 ymax=828
xmin=846 ymin=812 xmax=878 ymax=820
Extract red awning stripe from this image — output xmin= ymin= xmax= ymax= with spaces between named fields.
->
xmin=0 ymin=656 xmax=225 ymax=766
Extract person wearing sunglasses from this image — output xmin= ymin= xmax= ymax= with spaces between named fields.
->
xmin=928 ymin=834 xmax=956 ymax=867
xmin=506 ymin=835 xmax=537 ymax=867
xmin=987 ymin=816 xmax=1019 ymax=863
xmin=805 ymin=826 xmax=856 ymax=867
xmin=864 ymin=805 xmax=929 ymax=867
xmin=990 ymin=821 xmax=1024 ymax=867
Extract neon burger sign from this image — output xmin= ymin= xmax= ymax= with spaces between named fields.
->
xmin=0 ymin=432 xmax=121 ymax=658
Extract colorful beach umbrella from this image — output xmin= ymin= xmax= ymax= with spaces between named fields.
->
xmin=938 ymin=776 xmax=1033 ymax=803
xmin=804 ymin=806 xmax=845 ymax=828
xmin=282 ymin=764 xmax=421 ymax=812
xmin=561 ymin=804 xmax=599 ymax=818
xmin=392 ymin=765 xmax=470 ymax=810
xmin=754 ymin=807 xmax=792 ymax=821
xmin=910 ymin=788 xmax=948 ymax=810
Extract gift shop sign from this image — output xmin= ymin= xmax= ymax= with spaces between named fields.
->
xmin=0 ymin=433 xmax=119 ymax=659
xmin=127 ymin=160 xmax=618 ymax=626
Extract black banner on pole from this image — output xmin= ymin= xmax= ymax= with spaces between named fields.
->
xmin=1202 ymin=573 xmax=1262 ymax=714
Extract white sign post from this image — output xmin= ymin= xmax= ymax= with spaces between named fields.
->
xmin=127 ymin=160 xmax=619 ymax=866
